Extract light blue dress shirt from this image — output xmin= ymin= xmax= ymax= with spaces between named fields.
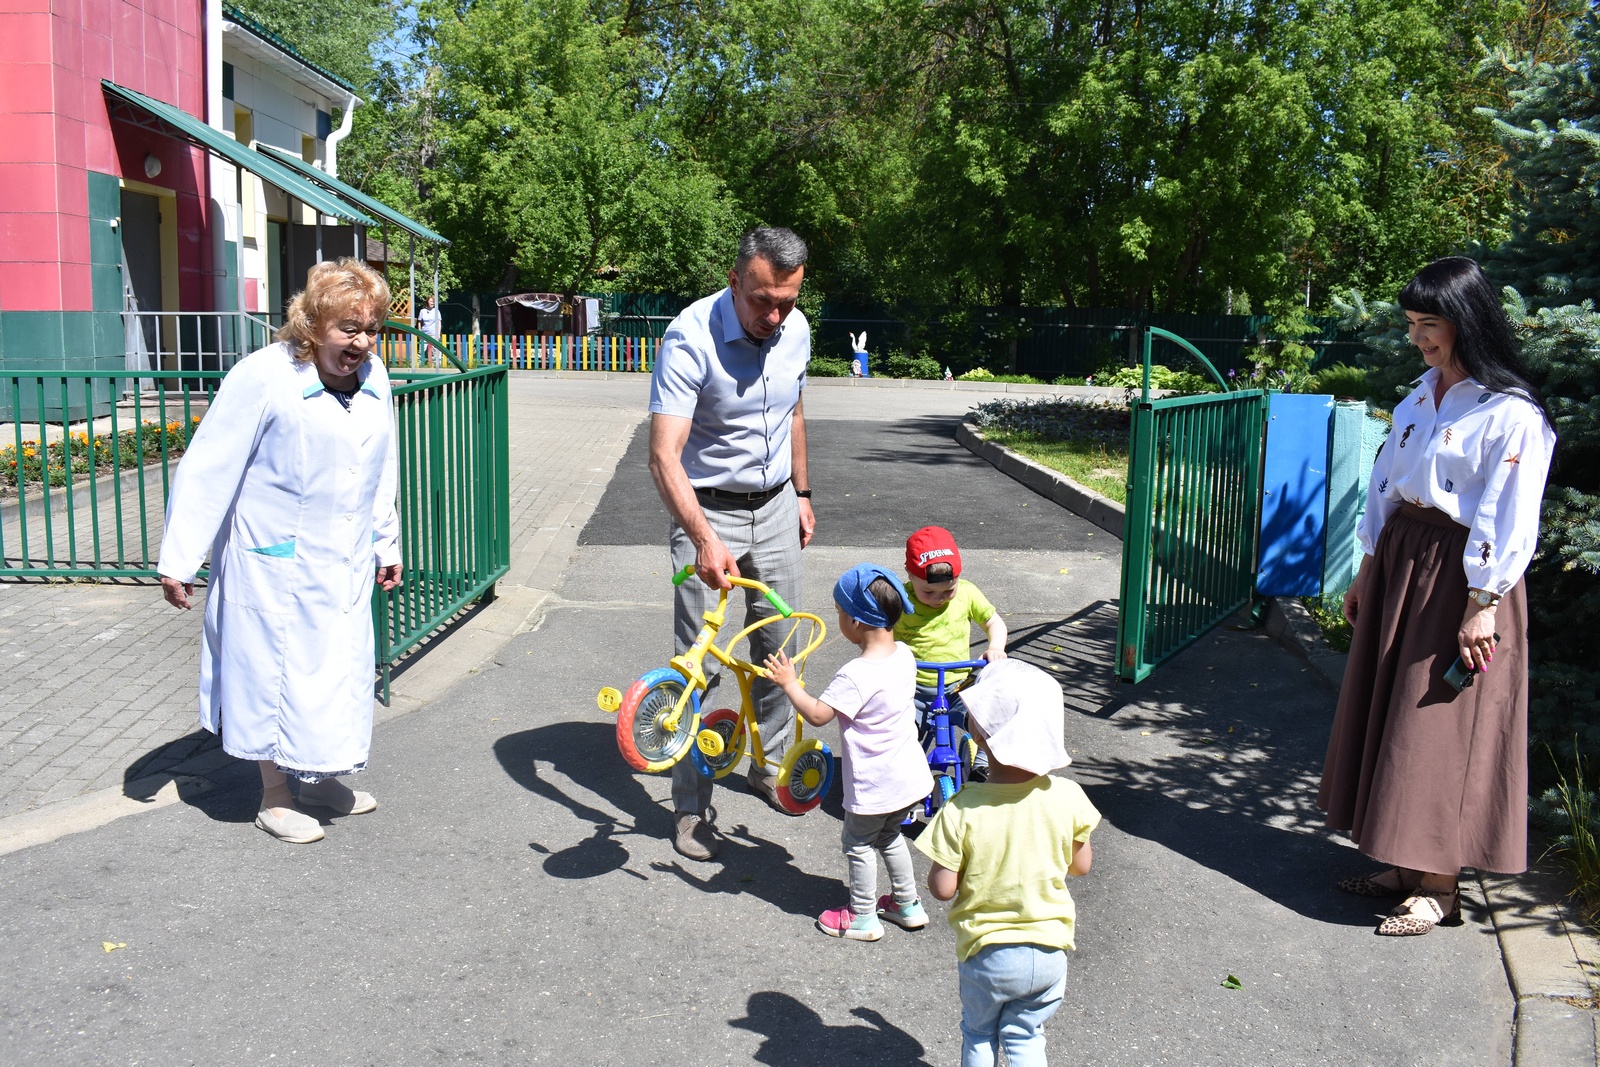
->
xmin=648 ymin=287 xmax=810 ymax=492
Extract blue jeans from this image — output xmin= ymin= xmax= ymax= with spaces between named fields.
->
xmin=957 ymin=943 xmax=1067 ymax=1067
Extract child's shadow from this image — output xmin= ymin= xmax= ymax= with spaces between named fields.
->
xmin=730 ymin=992 xmax=935 ymax=1066
xmin=650 ymin=823 xmax=841 ymax=917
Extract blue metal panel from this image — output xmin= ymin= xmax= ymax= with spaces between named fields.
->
xmin=1257 ymin=393 xmax=1334 ymax=596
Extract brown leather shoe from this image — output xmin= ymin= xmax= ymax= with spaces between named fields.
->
xmin=673 ymin=812 xmax=720 ymax=861
xmin=748 ymin=773 xmax=802 ymax=817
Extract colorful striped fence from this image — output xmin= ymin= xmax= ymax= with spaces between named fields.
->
xmin=379 ymin=333 xmax=658 ymax=373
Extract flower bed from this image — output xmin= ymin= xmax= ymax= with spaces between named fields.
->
xmin=1 ymin=417 xmax=199 ymax=492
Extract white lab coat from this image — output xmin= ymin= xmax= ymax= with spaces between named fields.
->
xmin=157 ymin=343 xmax=400 ymax=777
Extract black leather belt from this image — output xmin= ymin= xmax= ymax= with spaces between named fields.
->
xmin=696 ymin=483 xmax=787 ymax=508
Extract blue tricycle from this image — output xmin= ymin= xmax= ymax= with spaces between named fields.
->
xmin=912 ymin=659 xmax=986 ymax=820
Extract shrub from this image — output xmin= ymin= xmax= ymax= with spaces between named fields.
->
xmin=1311 ymin=362 xmax=1371 ymax=399
xmin=1095 ymin=363 xmax=1218 ymax=393
xmin=882 ymin=353 xmax=943 ymax=380
xmin=808 ymin=355 xmax=853 ymax=377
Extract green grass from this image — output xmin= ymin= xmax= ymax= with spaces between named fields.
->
xmin=984 ymin=429 xmax=1129 ymax=504
xmin=1301 ymin=596 xmax=1353 ymax=653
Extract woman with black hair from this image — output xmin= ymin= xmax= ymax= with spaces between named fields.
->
xmin=1318 ymin=257 xmax=1556 ymax=935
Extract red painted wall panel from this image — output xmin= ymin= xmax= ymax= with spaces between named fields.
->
xmin=0 ymin=163 xmax=56 ymax=211
xmin=0 ymin=259 xmax=60 ymax=310
xmin=2 ymin=0 xmax=212 ymax=311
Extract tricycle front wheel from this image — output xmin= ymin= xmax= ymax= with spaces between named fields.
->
xmin=616 ymin=668 xmax=700 ymax=773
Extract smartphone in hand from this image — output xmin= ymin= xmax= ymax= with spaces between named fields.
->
xmin=1443 ymin=633 xmax=1501 ymax=693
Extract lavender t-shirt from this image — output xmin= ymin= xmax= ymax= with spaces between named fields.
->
xmin=819 ymin=642 xmax=932 ymax=815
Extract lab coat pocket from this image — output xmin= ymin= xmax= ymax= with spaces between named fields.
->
xmin=218 ymin=539 xmax=298 ymax=614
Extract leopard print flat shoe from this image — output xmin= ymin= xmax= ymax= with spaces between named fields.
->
xmin=1375 ymin=888 xmax=1461 ymax=936
xmin=1336 ymin=868 xmax=1409 ymax=898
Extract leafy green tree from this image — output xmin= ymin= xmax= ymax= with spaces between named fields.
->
xmin=422 ymin=0 xmax=745 ymax=296
xmin=226 ymin=0 xmax=400 ymax=91
xmin=1483 ymin=9 xmax=1600 ymax=305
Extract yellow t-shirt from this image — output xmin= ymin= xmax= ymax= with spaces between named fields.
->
xmin=914 ymin=775 xmax=1100 ymax=962
xmin=894 ymin=578 xmax=997 ymax=688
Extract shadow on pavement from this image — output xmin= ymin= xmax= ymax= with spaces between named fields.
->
xmin=122 ymin=728 xmax=256 ymax=823
xmin=495 ymin=720 xmax=844 ymax=913
xmin=729 ymin=992 xmax=935 ymax=1067
xmin=649 ymin=821 xmax=842 ymax=918
xmin=494 ymin=720 xmax=672 ymax=879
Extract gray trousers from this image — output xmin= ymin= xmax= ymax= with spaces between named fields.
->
xmin=670 ymin=488 xmax=803 ymax=816
xmin=842 ymin=809 xmax=918 ymax=916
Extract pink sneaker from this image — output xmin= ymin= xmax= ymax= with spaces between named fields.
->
xmin=817 ymin=905 xmax=884 ymax=941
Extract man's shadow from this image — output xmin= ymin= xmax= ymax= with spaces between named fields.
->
xmin=494 ymin=720 xmax=675 ymax=880
xmin=730 ymin=991 xmax=935 ymax=1066
xmin=496 ymin=720 xmax=844 ymax=894
xmin=649 ymin=821 xmax=842 ymax=918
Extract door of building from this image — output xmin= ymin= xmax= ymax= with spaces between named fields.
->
xmin=120 ymin=188 xmax=162 ymax=356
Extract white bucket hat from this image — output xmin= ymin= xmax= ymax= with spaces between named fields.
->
xmin=961 ymin=659 xmax=1071 ymax=776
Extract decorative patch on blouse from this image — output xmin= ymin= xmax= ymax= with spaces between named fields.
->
xmin=1480 ymin=541 xmax=1493 ymax=564
xmin=1478 ymin=393 xmax=1491 ymax=404
xmin=1399 ymin=424 xmax=1416 ymax=448
xmin=1442 ymin=428 xmax=1453 ymax=446
xmin=1378 ymin=477 xmax=1389 ymax=492
xmin=1505 ymin=452 xmax=1521 ymax=466
xmin=1444 ymin=479 xmax=1454 ymax=492
xmin=1415 ymin=393 xmax=1427 ymax=406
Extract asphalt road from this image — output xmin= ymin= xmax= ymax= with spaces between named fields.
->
xmin=0 ymin=406 xmax=1512 ymax=1066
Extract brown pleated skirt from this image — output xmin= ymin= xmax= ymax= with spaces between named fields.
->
xmin=1318 ymin=504 xmax=1529 ymax=875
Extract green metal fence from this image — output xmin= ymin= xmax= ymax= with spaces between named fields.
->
xmin=376 ymin=364 xmax=511 ymax=701
xmin=1115 ymin=329 xmax=1269 ymax=682
xmin=1 ymin=358 xmax=510 ymax=699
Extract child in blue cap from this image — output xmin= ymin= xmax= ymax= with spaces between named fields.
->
xmin=766 ymin=563 xmax=934 ymax=940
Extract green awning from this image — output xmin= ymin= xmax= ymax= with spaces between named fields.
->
xmin=101 ymin=80 xmax=376 ymax=227
xmin=258 ymin=144 xmax=450 ymax=246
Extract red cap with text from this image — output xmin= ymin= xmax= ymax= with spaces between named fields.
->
xmin=905 ymin=526 xmax=962 ymax=580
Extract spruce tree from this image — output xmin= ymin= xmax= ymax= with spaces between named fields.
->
xmin=1480 ymin=11 xmax=1600 ymax=770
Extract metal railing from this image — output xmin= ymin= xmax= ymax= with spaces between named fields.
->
xmin=122 ymin=310 xmax=277 ymax=372
xmin=1 ymin=371 xmax=221 ymax=577
xmin=2 ymin=353 xmax=511 ymax=697
xmin=1116 ymin=328 xmax=1268 ymax=682
xmin=375 ymin=365 xmax=511 ymax=702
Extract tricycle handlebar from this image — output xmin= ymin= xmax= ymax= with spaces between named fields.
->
xmin=669 ymin=565 xmax=793 ymax=618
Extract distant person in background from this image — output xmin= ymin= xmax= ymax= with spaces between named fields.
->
xmin=418 ymin=294 xmax=443 ymax=339
xmin=1319 ymin=257 xmax=1555 ymax=935
xmin=417 ymin=294 xmax=444 ymax=368
xmin=158 ymin=258 xmax=403 ymax=845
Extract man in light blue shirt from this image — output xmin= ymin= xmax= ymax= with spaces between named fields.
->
xmin=648 ymin=227 xmax=816 ymax=861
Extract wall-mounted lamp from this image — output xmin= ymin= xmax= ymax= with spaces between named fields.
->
xmin=143 ymin=154 xmax=162 ymax=179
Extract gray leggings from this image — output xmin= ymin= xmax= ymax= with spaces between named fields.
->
xmin=842 ymin=809 xmax=918 ymax=916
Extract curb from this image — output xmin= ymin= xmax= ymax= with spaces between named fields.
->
xmin=956 ymin=420 xmax=1125 ymax=538
xmin=961 ymin=419 xmax=1600 ymax=1066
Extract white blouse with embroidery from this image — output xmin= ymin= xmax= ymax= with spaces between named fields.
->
xmin=1358 ymin=367 xmax=1555 ymax=594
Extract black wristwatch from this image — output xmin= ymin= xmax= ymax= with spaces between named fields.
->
xmin=794 ymin=488 xmax=812 ymax=499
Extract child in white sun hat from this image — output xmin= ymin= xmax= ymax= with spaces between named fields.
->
xmin=914 ymin=659 xmax=1099 ymax=1067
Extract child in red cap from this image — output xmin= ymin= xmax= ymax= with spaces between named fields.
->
xmin=895 ymin=526 xmax=1008 ymax=759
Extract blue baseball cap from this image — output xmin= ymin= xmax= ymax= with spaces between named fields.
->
xmin=832 ymin=563 xmax=915 ymax=629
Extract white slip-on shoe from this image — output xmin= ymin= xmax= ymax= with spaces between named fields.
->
xmin=297 ymin=778 xmax=377 ymax=815
xmin=255 ymin=806 xmax=325 ymax=844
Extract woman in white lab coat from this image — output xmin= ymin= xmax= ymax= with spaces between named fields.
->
xmin=159 ymin=258 xmax=402 ymax=844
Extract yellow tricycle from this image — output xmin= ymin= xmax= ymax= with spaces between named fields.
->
xmin=597 ymin=566 xmax=834 ymax=814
